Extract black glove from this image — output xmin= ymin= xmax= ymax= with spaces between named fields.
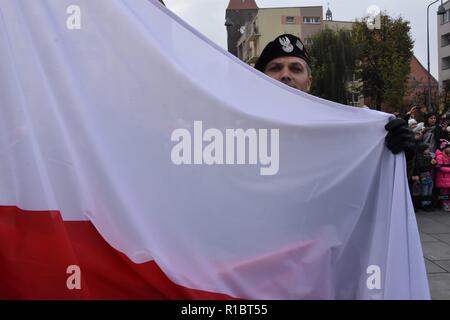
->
xmin=385 ymin=118 xmax=415 ymax=159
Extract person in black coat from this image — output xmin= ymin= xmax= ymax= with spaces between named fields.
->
xmin=412 ymin=144 xmax=437 ymax=211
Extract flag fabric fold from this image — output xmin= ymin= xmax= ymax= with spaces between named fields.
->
xmin=0 ymin=0 xmax=429 ymax=299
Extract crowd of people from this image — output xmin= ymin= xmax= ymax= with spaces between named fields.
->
xmin=401 ymin=105 xmax=450 ymax=212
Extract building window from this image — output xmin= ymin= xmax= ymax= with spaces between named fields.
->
xmin=443 ymin=57 xmax=450 ymax=70
xmin=443 ymin=80 xmax=450 ymax=91
xmin=442 ymin=33 xmax=450 ymax=47
xmin=304 ymin=17 xmax=320 ymax=24
xmin=442 ymin=10 xmax=450 ymax=25
xmin=253 ymin=21 xmax=259 ymax=34
xmin=349 ymin=92 xmax=360 ymax=106
xmin=286 ymin=16 xmax=295 ymax=24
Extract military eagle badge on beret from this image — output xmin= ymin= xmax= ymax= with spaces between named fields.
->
xmin=279 ymin=36 xmax=294 ymax=53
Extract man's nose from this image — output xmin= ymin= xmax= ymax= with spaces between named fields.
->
xmin=279 ymin=67 xmax=292 ymax=82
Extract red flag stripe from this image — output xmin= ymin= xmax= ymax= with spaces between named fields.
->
xmin=0 ymin=206 xmax=237 ymax=300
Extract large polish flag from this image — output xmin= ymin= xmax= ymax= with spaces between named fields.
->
xmin=0 ymin=0 xmax=429 ymax=299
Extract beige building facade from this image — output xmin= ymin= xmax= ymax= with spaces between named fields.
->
xmin=439 ymin=0 xmax=450 ymax=90
xmin=236 ymin=6 xmax=355 ymax=65
xmin=235 ymin=6 xmax=364 ymax=106
xmin=237 ymin=6 xmax=323 ymax=64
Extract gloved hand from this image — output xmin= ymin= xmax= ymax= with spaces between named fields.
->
xmin=385 ymin=118 xmax=415 ymax=158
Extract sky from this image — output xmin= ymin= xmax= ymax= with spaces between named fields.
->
xmin=163 ymin=0 xmax=443 ymax=79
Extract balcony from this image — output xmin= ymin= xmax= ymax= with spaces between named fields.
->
xmin=440 ymin=19 xmax=450 ymax=37
xmin=441 ymin=66 xmax=450 ymax=83
xmin=441 ymin=45 xmax=450 ymax=62
xmin=246 ymin=52 xmax=259 ymax=64
xmin=245 ymin=22 xmax=260 ymax=42
xmin=242 ymin=44 xmax=259 ymax=64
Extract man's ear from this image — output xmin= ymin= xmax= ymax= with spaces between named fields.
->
xmin=306 ymin=75 xmax=312 ymax=93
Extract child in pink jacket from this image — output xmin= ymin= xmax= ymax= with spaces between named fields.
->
xmin=436 ymin=140 xmax=450 ymax=211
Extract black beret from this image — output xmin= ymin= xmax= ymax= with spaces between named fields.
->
xmin=254 ymin=34 xmax=310 ymax=72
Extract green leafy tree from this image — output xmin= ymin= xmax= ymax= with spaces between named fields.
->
xmin=307 ymin=29 xmax=359 ymax=105
xmin=352 ymin=14 xmax=414 ymax=111
xmin=439 ymin=81 xmax=450 ymax=115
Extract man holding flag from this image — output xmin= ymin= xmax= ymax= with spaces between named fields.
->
xmin=254 ymin=33 xmax=415 ymax=158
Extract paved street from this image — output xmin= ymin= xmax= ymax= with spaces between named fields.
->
xmin=417 ymin=210 xmax=450 ymax=299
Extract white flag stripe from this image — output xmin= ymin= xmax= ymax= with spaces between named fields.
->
xmin=0 ymin=0 xmax=429 ymax=299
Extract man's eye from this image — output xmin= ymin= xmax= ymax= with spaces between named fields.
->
xmin=267 ymin=66 xmax=280 ymax=72
xmin=291 ymin=67 xmax=302 ymax=73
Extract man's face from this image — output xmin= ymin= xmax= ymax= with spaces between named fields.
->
xmin=264 ymin=56 xmax=312 ymax=92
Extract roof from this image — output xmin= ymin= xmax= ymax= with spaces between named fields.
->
xmin=411 ymin=55 xmax=438 ymax=84
xmin=258 ymin=6 xmax=322 ymax=10
xmin=227 ymin=0 xmax=258 ymax=10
